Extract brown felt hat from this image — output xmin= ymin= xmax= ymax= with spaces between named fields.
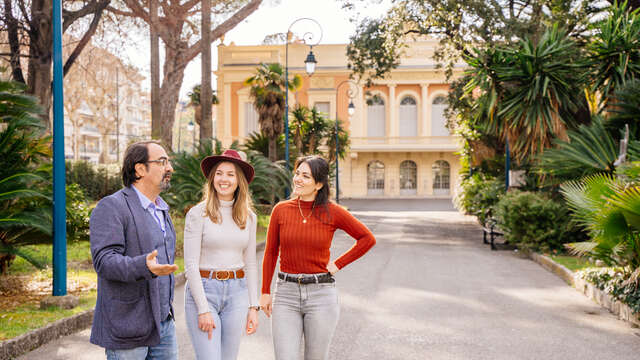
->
xmin=200 ymin=149 xmax=255 ymax=184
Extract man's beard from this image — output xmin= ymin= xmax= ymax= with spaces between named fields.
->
xmin=159 ymin=172 xmax=172 ymax=191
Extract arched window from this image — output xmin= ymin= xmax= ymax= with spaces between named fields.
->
xmin=399 ymin=96 xmax=418 ymax=138
xmin=432 ymin=160 xmax=450 ymax=195
xmin=431 ymin=95 xmax=449 ymax=136
xmin=399 ymin=160 xmax=417 ymax=195
xmin=367 ymin=96 xmax=386 ymax=138
xmin=367 ymin=160 xmax=385 ymax=195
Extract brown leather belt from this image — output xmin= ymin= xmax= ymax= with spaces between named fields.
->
xmin=199 ymin=269 xmax=245 ymax=280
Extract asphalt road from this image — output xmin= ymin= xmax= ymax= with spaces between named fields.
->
xmin=19 ymin=209 xmax=640 ymax=359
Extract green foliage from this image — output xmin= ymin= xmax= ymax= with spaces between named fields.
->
xmin=588 ymin=1 xmax=640 ymax=110
xmin=536 ymin=117 xmax=640 ymax=183
xmin=0 ymin=80 xmax=52 ymax=273
xmin=65 ymin=183 xmax=91 ymax=241
xmin=606 ymin=79 xmax=640 ymax=139
xmin=455 ymin=174 xmax=504 ymax=225
xmin=495 ymin=190 xmax=583 ymax=252
xmin=66 ymin=161 xmax=122 ymax=201
xmin=463 ymin=25 xmax=590 ymax=163
xmin=583 ymin=268 xmax=640 ymax=314
xmin=244 ymin=63 xmax=302 ymax=161
xmin=243 ymin=131 xmax=285 ymax=160
xmin=561 ymin=173 xmax=640 ymax=271
xmin=187 ymin=84 xmax=219 ymax=106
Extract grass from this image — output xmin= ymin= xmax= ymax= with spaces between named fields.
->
xmin=0 ymin=290 xmax=97 ymax=341
xmin=550 ymin=255 xmax=597 ymax=272
xmin=1 ymin=212 xmax=269 ymax=341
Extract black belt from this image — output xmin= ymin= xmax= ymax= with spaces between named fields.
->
xmin=278 ymin=272 xmax=335 ymax=284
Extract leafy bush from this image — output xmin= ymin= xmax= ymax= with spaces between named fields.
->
xmin=561 ymin=173 xmax=640 ymax=271
xmin=66 ymin=161 xmax=121 ymax=201
xmin=455 ymin=173 xmax=504 ymax=225
xmin=583 ymin=268 xmax=640 ymax=314
xmin=65 ymin=183 xmax=91 ymax=241
xmin=495 ymin=190 xmax=583 ymax=252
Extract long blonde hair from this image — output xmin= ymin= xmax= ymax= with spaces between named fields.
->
xmin=202 ymin=161 xmax=253 ymax=229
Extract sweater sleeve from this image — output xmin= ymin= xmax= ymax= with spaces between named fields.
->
xmin=332 ymin=204 xmax=376 ymax=270
xmin=183 ymin=203 xmax=209 ymax=314
xmin=243 ymin=211 xmax=259 ymax=307
xmin=261 ymin=203 xmax=282 ymax=294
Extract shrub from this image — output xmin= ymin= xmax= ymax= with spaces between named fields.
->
xmin=583 ymin=268 xmax=640 ymax=314
xmin=65 ymin=183 xmax=91 ymax=241
xmin=455 ymin=173 xmax=504 ymax=225
xmin=495 ymin=190 xmax=583 ymax=252
xmin=66 ymin=161 xmax=121 ymax=201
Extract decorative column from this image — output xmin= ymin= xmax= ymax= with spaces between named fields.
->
xmin=387 ymin=84 xmax=396 ymax=140
xmin=357 ymin=84 xmax=365 ymax=137
xmin=420 ymin=83 xmax=429 ymax=137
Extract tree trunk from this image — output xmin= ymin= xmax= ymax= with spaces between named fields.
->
xmin=268 ymin=136 xmax=277 ymax=162
xmin=150 ymin=0 xmax=161 ymax=139
xmin=200 ymin=0 xmax=213 ymax=140
xmin=157 ymin=47 xmax=188 ymax=150
xmin=28 ymin=0 xmax=54 ymax=129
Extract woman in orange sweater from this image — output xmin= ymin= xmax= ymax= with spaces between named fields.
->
xmin=259 ymin=155 xmax=376 ymax=360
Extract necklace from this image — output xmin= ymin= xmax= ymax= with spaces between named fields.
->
xmin=298 ymin=198 xmax=315 ymax=224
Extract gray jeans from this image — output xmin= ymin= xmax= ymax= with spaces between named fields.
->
xmin=272 ymin=273 xmax=340 ymax=360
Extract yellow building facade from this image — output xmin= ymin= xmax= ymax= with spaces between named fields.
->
xmin=215 ymin=40 xmax=464 ymax=199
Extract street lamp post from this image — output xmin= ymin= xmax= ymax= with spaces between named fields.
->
xmin=187 ymin=120 xmax=195 ymax=153
xmin=284 ymin=18 xmax=323 ymax=181
xmin=334 ymin=80 xmax=358 ymax=204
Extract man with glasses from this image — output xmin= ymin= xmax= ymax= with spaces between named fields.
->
xmin=90 ymin=140 xmax=179 ymax=359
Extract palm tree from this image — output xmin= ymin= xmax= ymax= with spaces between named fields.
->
xmin=589 ymin=1 xmax=640 ymax=110
xmin=244 ymin=63 xmax=301 ymax=161
xmin=304 ymin=107 xmax=331 ymax=154
xmin=536 ymin=117 xmax=640 ymax=183
xmin=561 ymin=172 xmax=640 ymax=272
xmin=606 ymin=79 xmax=640 ymax=139
xmin=187 ymin=84 xmax=219 ymax=134
xmin=0 ymin=80 xmax=52 ymax=273
xmin=289 ymin=105 xmax=310 ymax=155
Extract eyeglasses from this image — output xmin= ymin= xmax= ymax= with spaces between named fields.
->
xmin=147 ymin=158 xmax=171 ymax=167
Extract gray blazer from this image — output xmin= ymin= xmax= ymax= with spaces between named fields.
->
xmin=89 ymin=186 xmax=176 ymax=349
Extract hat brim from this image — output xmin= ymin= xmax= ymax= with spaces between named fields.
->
xmin=200 ymin=155 xmax=255 ymax=184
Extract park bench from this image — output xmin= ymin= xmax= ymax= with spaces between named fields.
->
xmin=481 ymin=209 xmax=506 ymax=251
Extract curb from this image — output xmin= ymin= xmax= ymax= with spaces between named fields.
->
xmin=529 ymin=253 xmax=640 ymax=327
xmin=0 ymin=242 xmax=267 ymax=359
xmin=0 ymin=308 xmax=93 ymax=360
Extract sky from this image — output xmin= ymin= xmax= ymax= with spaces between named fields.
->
xmin=125 ymin=0 xmax=393 ymax=100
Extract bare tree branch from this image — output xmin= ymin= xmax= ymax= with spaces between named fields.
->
xmin=63 ymin=2 xmax=109 ymax=76
xmin=184 ymin=0 xmax=262 ymax=63
xmin=4 ymin=0 xmax=26 ymax=83
xmin=63 ymin=0 xmax=111 ymax=32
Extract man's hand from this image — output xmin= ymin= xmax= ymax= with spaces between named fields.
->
xmin=259 ymin=294 xmax=272 ymax=318
xmin=146 ymin=250 xmax=178 ymax=276
xmin=198 ymin=312 xmax=216 ymax=340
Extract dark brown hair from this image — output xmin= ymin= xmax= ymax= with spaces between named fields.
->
xmin=294 ymin=155 xmax=331 ymax=222
xmin=121 ymin=140 xmax=163 ymax=187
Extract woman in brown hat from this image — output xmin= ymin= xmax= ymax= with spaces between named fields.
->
xmin=183 ymin=149 xmax=260 ymax=360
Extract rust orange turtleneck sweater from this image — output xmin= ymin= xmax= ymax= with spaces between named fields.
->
xmin=261 ymin=198 xmax=376 ymax=294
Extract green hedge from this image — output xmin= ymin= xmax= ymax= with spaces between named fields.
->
xmin=66 ymin=161 xmax=122 ymax=201
xmin=455 ymin=174 xmax=504 ymax=225
xmin=494 ymin=190 xmax=582 ymax=252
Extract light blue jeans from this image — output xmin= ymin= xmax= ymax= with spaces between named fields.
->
xmin=271 ymin=272 xmax=340 ymax=360
xmin=184 ymin=277 xmax=249 ymax=360
xmin=105 ymin=317 xmax=177 ymax=360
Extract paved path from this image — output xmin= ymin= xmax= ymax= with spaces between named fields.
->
xmin=20 ymin=209 xmax=640 ymax=359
